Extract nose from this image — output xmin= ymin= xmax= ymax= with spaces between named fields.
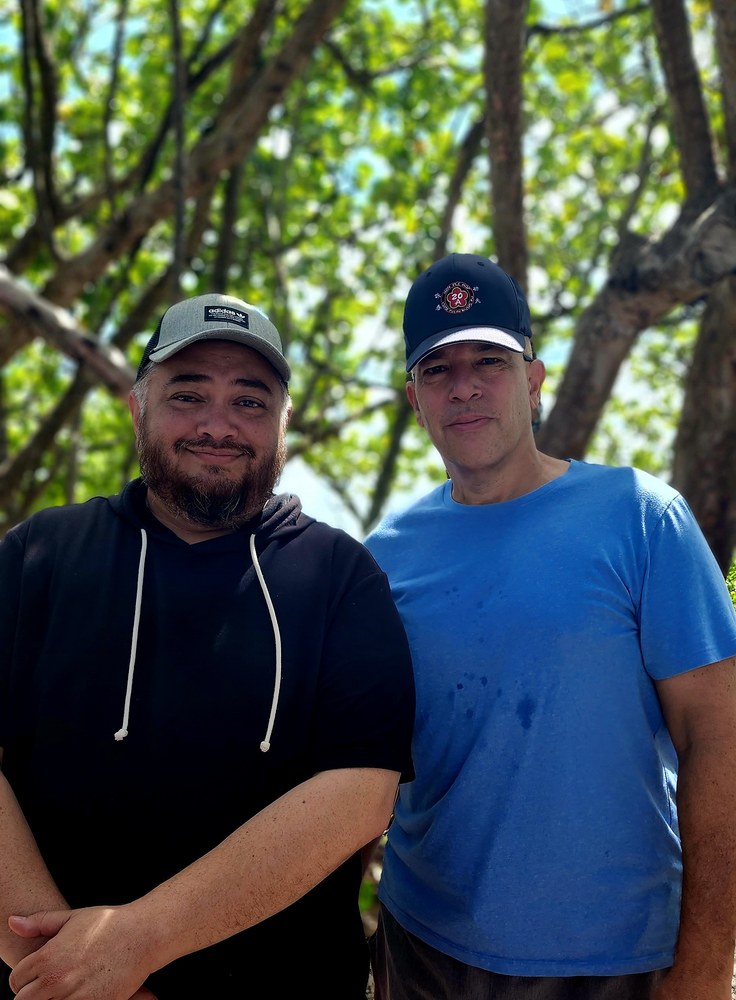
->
xmin=195 ymin=402 xmax=239 ymax=441
xmin=449 ymin=366 xmax=483 ymax=403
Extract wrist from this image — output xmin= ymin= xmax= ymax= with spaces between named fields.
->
xmin=120 ymin=899 xmax=171 ymax=977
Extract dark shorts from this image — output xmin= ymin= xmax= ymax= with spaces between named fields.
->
xmin=370 ymin=906 xmax=671 ymax=1000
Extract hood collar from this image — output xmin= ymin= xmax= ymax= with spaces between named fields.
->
xmin=107 ymin=478 xmax=309 ymax=546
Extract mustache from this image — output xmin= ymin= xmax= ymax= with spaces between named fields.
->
xmin=173 ymin=438 xmax=256 ymax=459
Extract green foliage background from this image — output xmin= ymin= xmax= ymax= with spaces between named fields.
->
xmin=0 ymin=0 xmax=727 ymax=530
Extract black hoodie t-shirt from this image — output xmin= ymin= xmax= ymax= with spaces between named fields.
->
xmin=0 ymin=481 xmax=415 ymax=999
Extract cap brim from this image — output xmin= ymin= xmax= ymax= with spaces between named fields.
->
xmin=148 ymin=328 xmax=291 ymax=382
xmin=406 ymin=326 xmax=526 ymax=371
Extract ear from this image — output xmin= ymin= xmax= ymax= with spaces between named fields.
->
xmin=128 ymin=390 xmax=141 ymax=438
xmin=284 ymin=403 xmax=293 ymax=429
xmin=406 ymin=380 xmax=425 ymax=429
xmin=527 ymin=359 xmax=545 ymax=410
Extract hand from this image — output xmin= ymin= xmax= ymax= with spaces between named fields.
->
xmin=652 ymin=966 xmax=733 ymax=1000
xmin=7 ymin=907 xmax=156 ymax=1000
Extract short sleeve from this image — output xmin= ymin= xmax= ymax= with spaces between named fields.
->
xmin=308 ymin=554 xmax=415 ymax=782
xmin=639 ymin=495 xmax=736 ymax=679
xmin=0 ymin=529 xmax=24 ymax=748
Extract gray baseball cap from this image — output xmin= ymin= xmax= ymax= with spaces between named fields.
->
xmin=137 ymin=293 xmax=290 ymax=383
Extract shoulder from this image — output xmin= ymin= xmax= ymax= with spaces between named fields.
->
xmin=296 ymin=517 xmax=383 ymax=578
xmin=365 ymin=483 xmax=448 ymax=554
xmin=569 ymin=461 xmax=680 ymax=524
xmin=6 ymin=496 xmax=118 ymax=551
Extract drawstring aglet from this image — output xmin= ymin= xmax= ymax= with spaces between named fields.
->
xmin=260 ymin=741 xmax=270 ymax=752
xmin=114 ymin=729 xmax=129 ymax=741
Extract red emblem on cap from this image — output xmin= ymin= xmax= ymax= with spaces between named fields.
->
xmin=439 ymin=281 xmax=476 ymax=314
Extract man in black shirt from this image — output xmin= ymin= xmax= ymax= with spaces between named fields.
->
xmin=0 ymin=294 xmax=415 ymax=1000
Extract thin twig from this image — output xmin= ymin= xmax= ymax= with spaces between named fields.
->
xmin=527 ymin=3 xmax=650 ymax=42
xmin=169 ymin=0 xmax=187 ymax=299
xmin=103 ymin=0 xmax=129 ymax=213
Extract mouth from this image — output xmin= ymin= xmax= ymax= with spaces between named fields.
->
xmin=185 ymin=449 xmax=246 ymax=465
xmin=446 ymin=415 xmax=492 ymax=431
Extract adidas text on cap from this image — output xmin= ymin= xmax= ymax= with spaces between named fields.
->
xmin=137 ymin=294 xmax=290 ymax=383
xmin=403 ymin=254 xmax=533 ymax=372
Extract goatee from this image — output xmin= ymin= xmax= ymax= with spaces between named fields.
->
xmin=138 ymin=419 xmax=287 ymax=530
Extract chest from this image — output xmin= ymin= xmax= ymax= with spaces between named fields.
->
xmin=9 ymin=534 xmax=327 ymax=760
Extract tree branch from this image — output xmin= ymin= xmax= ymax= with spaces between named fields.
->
xmin=363 ymin=394 xmax=413 ymax=533
xmin=527 ymin=3 xmax=650 ymax=41
xmin=211 ymin=161 xmax=244 ymax=292
xmin=434 ymin=116 xmax=485 ymax=261
xmin=169 ymin=0 xmax=187 ymax=298
xmin=713 ymin=0 xmax=736 ymax=181
xmin=3 ymin=18 xmax=239 ymax=273
xmin=103 ymin=0 xmax=129 ymax=212
xmin=288 ymin=397 xmax=396 ymax=459
xmin=613 ymin=105 xmax=661 ymax=247
xmin=20 ymin=0 xmax=57 ymax=251
xmin=484 ymin=0 xmax=529 ymax=290
xmin=535 ymin=184 xmax=736 ymax=460
xmin=187 ymin=0 xmax=234 ymax=70
xmin=0 ymin=268 xmax=136 ymax=398
xmin=40 ymin=0 xmax=348 ymax=309
xmin=650 ymin=0 xmax=720 ymax=207
xmin=322 ymin=36 xmax=431 ymax=91
xmin=671 ymin=275 xmax=736 ymax=571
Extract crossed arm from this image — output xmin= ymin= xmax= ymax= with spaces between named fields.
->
xmin=1 ymin=761 xmax=398 ymax=1000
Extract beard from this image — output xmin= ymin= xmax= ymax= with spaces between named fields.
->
xmin=138 ymin=418 xmax=287 ymax=530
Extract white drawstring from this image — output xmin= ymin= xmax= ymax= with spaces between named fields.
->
xmin=113 ymin=527 xmax=281 ymax=752
xmin=250 ymin=533 xmax=282 ymax=753
xmin=114 ymin=528 xmax=148 ymax=741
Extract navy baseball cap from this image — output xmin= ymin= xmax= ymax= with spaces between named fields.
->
xmin=403 ymin=254 xmax=533 ymax=372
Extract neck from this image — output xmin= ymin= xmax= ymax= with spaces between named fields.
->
xmin=447 ymin=439 xmax=569 ymax=506
xmin=146 ymin=488 xmax=248 ymax=545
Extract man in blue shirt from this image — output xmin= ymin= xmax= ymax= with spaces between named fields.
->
xmin=365 ymin=253 xmax=736 ymax=1000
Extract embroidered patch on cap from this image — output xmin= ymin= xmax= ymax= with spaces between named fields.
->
xmin=435 ymin=282 xmax=478 ymax=314
xmin=203 ymin=305 xmax=250 ymax=329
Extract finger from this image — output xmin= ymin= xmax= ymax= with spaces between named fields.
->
xmin=14 ymin=978 xmax=58 ymax=1000
xmin=9 ymin=912 xmax=72 ymax=939
xmin=8 ymin=952 xmax=38 ymax=993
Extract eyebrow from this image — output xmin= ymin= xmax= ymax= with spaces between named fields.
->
xmin=164 ymin=373 xmax=273 ymax=395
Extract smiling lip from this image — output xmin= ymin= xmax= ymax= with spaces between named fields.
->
xmin=446 ymin=415 xmax=492 ymax=430
xmin=186 ymin=449 xmax=244 ymax=464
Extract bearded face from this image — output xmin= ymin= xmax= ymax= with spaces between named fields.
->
xmin=137 ymin=415 xmax=287 ymax=529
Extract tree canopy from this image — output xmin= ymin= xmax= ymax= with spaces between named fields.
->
xmin=1 ymin=0 xmax=735 ymax=562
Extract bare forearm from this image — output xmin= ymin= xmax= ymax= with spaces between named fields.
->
xmin=672 ymin=738 xmax=736 ymax=988
xmin=135 ymin=767 xmax=396 ymax=972
xmin=0 ymin=767 xmax=66 ymax=966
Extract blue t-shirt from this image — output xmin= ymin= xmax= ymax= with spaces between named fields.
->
xmin=365 ymin=461 xmax=736 ymax=977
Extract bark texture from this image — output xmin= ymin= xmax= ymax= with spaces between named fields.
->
xmin=671 ymin=276 xmax=736 ymax=572
xmin=536 ymin=187 xmax=736 ymax=458
xmin=484 ymin=0 xmax=529 ymax=291
xmin=0 ymin=266 xmax=135 ymax=397
xmin=650 ymin=0 xmax=719 ymax=208
xmin=713 ymin=0 xmax=736 ymax=181
xmin=537 ymin=0 xmax=732 ymax=468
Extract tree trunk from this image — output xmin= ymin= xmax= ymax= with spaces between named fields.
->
xmin=535 ymin=187 xmax=736 ymax=457
xmin=484 ymin=0 xmax=529 ymax=291
xmin=671 ymin=276 xmax=736 ymax=572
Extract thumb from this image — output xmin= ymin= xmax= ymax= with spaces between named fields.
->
xmin=8 ymin=910 xmax=73 ymax=939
